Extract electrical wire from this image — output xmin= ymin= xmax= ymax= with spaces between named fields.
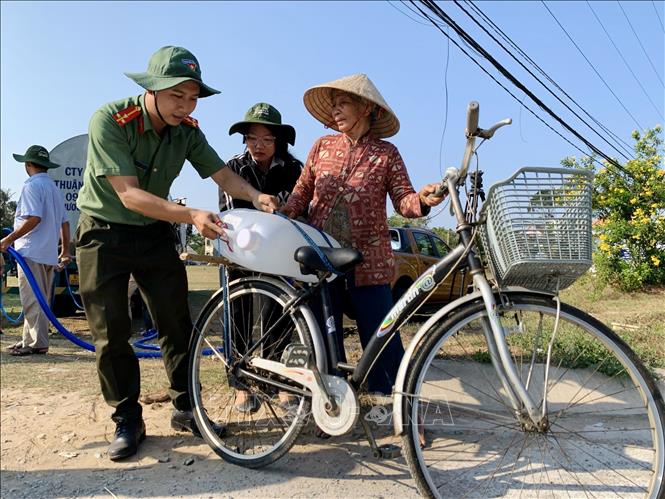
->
xmin=541 ymin=0 xmax=644 ymax=130
xmin=465 ymin=0 xmax=634 ymax=155
xmin=586 ymin=1 xmax=664 ymax=119
xmin=438 ymin=25 xmax=451 ymax=177
xmin=387 ymin=0 xmax=433 ymax=26
xmin=454 ymin=0 xmax=633 ymax=162
xmin=617 ymin=1 xmax=664 ymax=86
xmin=652 ymin=0 xmax=665 ymax=32
xmin=410 ymin=0 xmax=628 ymax=175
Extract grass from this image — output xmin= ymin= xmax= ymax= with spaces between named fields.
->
xmin=1 ymin=266 xmax=663 ymax=399
xmin=560 ymin=273 xmax=665 ymax=371
xmin=0 ymin=265 xmax=221 ymax=397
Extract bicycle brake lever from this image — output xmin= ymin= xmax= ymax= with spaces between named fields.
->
xmin=476 ymin=118 xmax=512 ymax=140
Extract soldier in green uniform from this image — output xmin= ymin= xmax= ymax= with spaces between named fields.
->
xmin=76 ymin=46 xmax=278 ymax=461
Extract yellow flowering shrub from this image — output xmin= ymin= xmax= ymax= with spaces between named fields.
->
xmin=562 ymin=127 xmax=665 ymax=290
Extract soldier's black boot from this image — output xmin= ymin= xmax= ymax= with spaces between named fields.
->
xmin=108 ymin=417 xmax=146 ymax=461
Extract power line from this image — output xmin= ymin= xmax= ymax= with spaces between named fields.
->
xmin=464 ymin=0 xmax=634 ymax=155
xmin=454 ymin=0 xmax=632 ymax=162
xmin=387 ymin=0 xmax=433 ymax=26
xmin=438 ymin=24 xmax=451 ymax=176
xmin=408 ymin=0 xmax=626 ymax=174
xmin=617 ymin=1 xmax=664 ymax=86
xmin=541 ymin=1 xmax=644 ymax=130
xmin=388 ymin=1 xmax=453 ymax=173
xmin=652 ymin=0 xmax=665 ymax=32
xmin=587 ymin=1 xmax=663 ymax=119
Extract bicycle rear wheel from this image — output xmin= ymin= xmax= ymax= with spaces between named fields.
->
xmin=402 ymin=292 xmax=665 ymax=498
xmin=189 ymin=277 xmax=316 ymax=468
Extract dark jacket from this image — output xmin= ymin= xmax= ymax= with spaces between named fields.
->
xmin=218 ymin=151 xmax=303 ymax=211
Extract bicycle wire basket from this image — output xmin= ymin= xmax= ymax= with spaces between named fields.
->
xmin=479 ymin=167 xmax=594 ymax=292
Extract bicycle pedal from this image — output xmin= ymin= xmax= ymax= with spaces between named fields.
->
xmin=374 ymin=443 xmax=401 ymax=460
xmin=280 ymin=343 xmax=310 ymax=368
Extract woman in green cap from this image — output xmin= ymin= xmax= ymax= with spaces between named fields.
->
xmin=219 ymin=102 xmax=303 ymax=413
xmin=219 ymin=102 xmax=302 ymax=211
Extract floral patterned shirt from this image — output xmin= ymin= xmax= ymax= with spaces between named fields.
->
xmin=283 ymin=133 xmax=426 ymax=286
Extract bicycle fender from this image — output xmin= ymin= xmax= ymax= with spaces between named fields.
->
xmin=392 ymin=287 xmax=554 ymax=435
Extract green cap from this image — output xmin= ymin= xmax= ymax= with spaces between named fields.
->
xmin=229 ymin=102 xmax=296 ymax=145
xmin=13 ymin=145 xmax=60 ymax=169
xmin=124 ymin=46 xmax=220 ymax=98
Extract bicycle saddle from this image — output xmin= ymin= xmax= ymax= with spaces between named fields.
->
xmin=294 ymin=246 xmax=363 ymax=275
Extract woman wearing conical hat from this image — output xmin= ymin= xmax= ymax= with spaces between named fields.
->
xmin=282 ymin=74 xmax=445 ymax=396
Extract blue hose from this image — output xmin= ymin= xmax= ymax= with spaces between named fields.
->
xmin=1 ymin=237 xmax=24 ymax=324
xmin=133 ymin=328 xmax=160 ymax=350
xmin=6 ymin=247 xmax=162 ymax=358
xmin=63 ymin=266 xmax=85 ymax=311
xmin=0 ymin=288 xmax=24 ymax=325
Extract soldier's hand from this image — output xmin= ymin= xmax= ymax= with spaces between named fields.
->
xmin=253 ymin=193 xmax=279 ymax=213
xmin=191 ymin=210 xmax=226 ymax=240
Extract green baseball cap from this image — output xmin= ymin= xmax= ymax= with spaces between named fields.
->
xmin=124 ymin=46 xmax=220 ymax=98
xmin=229 ymin=102 xmax=296 ymax=145
xmin=13 ymin=145 xmax=61 ymax=169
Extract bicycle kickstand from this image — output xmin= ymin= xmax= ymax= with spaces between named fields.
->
xmin=358 ymin=406 xmax=401 ymax=460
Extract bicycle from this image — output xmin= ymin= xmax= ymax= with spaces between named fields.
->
xmin=187 ymin=102 xmax=665 ymax=498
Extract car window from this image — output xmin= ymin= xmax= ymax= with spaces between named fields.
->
xmin=413 ymin=232 xmax=436 ymax=257
xmin=389 ymin=229 xmax=401 ymax=251
xmin=433 ymin=236 xmax=449 ymax=257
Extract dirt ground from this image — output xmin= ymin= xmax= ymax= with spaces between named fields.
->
xmin=2 ymin=267 xmax=664 ymax=498
xmin=0 ymin=389 xmax=417 ymax=499
xmin=0 ymin=310 xmax=418 ymax=499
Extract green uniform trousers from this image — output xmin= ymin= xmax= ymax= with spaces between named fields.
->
xmin=76 ymin=212 xmax=192 ymax=421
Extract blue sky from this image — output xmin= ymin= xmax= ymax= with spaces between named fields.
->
xmin=1 ymin=1 xmax=663 ymax=229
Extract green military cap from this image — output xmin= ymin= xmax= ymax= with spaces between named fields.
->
xmin=124 ymin=46 xmax=220 ymax=98
xmin=229 ymin=102 xmax=296 ymax=145
xmin=12 ymin=145 xmax=61 ymax=169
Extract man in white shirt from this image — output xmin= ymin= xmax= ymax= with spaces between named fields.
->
xmin=0 ymin=145 xmax=70 ymax=355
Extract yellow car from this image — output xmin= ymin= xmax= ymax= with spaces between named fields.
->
xmin=390 ymin=226 xmax=471 ymax=312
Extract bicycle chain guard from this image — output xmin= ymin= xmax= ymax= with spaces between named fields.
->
xmin=250 ymin=352 xmax=359 ymax=436
xmin=311 ymin=375 xmax=358 ymax=436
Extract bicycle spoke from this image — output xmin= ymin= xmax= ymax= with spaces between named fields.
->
xmin=546 ymin=432 xmax=596 ymax=499
xmin=190 ymin=279 xmax=313 ymax=467
xmin=451 ymin=332 xmax=514 ymax=413
xmin=423 ymin=361 xmax=512 ymax=413
xmin=403 ymin=295 xmax=663 ymax=498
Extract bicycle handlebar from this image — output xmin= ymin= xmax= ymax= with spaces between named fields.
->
xmin=477 ymin=118 xmax=512 ymax=140
xmin=429 ymin=101 xmax=511 ymax=197
xmin=465 ymin=101 xmax=480 ymax=137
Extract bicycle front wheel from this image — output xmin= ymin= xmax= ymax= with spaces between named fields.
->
xmin=189 ymin=277 xmax=316 ymax=468
xmin=402 ymin=292 xmax=665 ymax=498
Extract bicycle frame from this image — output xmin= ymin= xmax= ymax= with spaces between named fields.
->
xmin=350 ymin=181 xmax=543 ymax=427
xmin=226 ymin=100 xmax=544 ymax=430
xmin=350 ymin=101 xmax=544 ymax=428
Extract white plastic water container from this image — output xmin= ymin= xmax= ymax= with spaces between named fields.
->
xmin=211 ymin=209 xmax=341 ymax=283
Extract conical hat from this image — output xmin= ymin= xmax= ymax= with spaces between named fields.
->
xmin=303 ymin=74 xmax=400 ymax=138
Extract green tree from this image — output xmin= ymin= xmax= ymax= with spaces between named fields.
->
xmin=431 ymin=226 xmax=458 ymax=246
xmin=562 ymin=127 xmax=665 ymax=290
xmin=387 ymin=212 xmax=428 ymax=228
xmin=1 ymin=188 xmax=17 ymax=231
xmin=187 ymin=232 xmax=205 ymax=254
